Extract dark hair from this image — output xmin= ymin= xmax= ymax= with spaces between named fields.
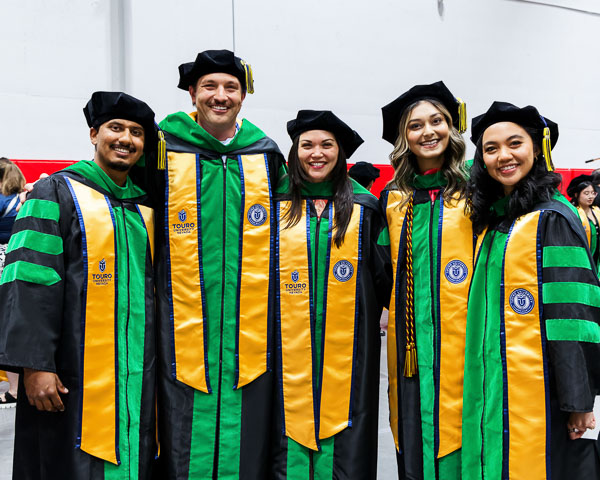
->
xmin=466 ymin=128 xmax=561 ymax=234
xmin=0 ymin=157 xmax=25 ymax=196
xmin=567 ymin=180 xmax=594 ymax=206
xmin=284 ymin=136 xmax=354 ymax=247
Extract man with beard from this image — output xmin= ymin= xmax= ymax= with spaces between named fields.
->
xmin=151 ymin=50 xmax=285 ymax=479
xmin=0 ymin=91 xmax=158 ymax=479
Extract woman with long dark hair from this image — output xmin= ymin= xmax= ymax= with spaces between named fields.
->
xmin=463 ymin=101 xmax=600 ymax=479
xmin=380 ymin=82 xmax=472 ymax=479
xmin=271 ymin=110 xmax=390 ymax=479
xmin=567 ymin=175 xmax=600 ymax=272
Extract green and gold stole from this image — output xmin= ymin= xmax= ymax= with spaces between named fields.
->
xmin=65 ymin=177 xmax=154 ymax=465
xmin=165 ymin=153 xmax=271 ymax=392
xmin=386 ymin=190 xmax=473 ymax=457
xmin=277 ymin=200 xmax=362 ymax=450
xmin=498 ymin=211 xmax=547 ymax=479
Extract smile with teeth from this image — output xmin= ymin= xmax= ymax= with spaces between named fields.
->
xmin=420 ymin=140 xmax=439 ymax=148
xmin=112 ymin=145 xmax=133 ymax=154
xmin=499 ymin=164 xmax=518 ymax=173
xmin=309 ymin=162 xmax=326 ymax=169
xmin=210 ymin=105 xmax=228 ymax=112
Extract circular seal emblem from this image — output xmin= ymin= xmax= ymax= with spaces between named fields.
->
xmin=333 ymin=260 xmax=354 ymax=282
xmin=247 ymin=204 xmax=267 ymax=226
xmin=444 ymin=260 xmax=468 ymax=284
xmin=509 ymin=288 xmax=535 ymax=315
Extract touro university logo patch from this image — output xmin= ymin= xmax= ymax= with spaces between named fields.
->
xmin=284 ymin=270 xmax=307 ymax=295
xmin=509 ymin=288 xmax=535 ymax=315
xmin=333 ymin=260 xmax=354 ymax=282
xmin=92 ymin=258 xmax=112 ymax=286
xmin=444 ymin=260 xmax=468 ymax=284
xmin=172 ymin=208 xmax=195 ymax=235
xmin=247 ymin=204 xmax=267 ymax=226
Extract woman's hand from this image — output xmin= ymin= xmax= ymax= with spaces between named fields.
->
xmin=567 ymin=411 xmax=596 ymax=440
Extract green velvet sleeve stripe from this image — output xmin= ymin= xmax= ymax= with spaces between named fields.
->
xmin=543 ymin=246 xmax=590 ymax=269
xmin=18 ymin=199 xmax=60 ymax=222
xmin=546 ymin=319 xmax=600 ymax=343
xmin=377 ymin=227 xmax=390 ymax=246
xmin=7 ymin=230 xmax=63 ymax=255
xmin=543 ymin=282 xmax=600 ymax=307
xmin=0 ymin=261 xmax=61 ymax=286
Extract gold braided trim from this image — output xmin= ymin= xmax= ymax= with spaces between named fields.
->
xmin=404 ymin=195 xmax=418 ymax=377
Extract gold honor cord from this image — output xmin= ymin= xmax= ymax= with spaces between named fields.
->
xmin=66 ymin=178 xmax=119 ymax=464
xmin=503 ymin=212 xmax=547 ymax=479
xmin=404 ymin=196 xmax=418 ymax=378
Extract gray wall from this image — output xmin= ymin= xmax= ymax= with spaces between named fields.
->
xmin=1 ymin=0 xmax=599 ymax=167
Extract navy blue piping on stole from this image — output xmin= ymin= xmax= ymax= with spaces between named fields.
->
xmin=164 ymin=157 xmax=178 ymax=381
xmin=316 ymin=202 xmax=333 ymax=442
xmin=275 ymin=201 xmax=286 ymax=435
xmin=264 ymin=153 xmax=274 ymax=372
xmin=499 ymin=221 xmax=516 ymax=479
xmin=537 ymin=213 xmax=551 ymax=479
xmin=105 ymin=195 xmax=121 ymax=465
xmin=64 ymin=176 xmax=88 ymax=452
xmin=347 ymin=205 xmax=364 ymax=427
xmin=234 ymin=155 xmax=246 ymax=389
xmin=433 ymin=196 xmax=443 ymax=459
xmin=306 ymin=200 xmax=321 ymax=450
xmin=196 ymin=156 xmax=211 ymax=392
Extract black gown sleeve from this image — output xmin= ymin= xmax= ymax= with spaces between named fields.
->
xmin=0 ymin=176 xmax=69 ymax=373
xmin=542 ymin=210 xmax=600 ymax=412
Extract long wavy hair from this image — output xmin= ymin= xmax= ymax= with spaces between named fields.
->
xmin=388 ymin=99 xmax=467 ymax=205
xmin=283 ymin=136 xmax=354 ymax=248
xmin=0 ymin=158 xmax=25 ymax=196
xmin=466 ymin=127 xmax=561 ymax=234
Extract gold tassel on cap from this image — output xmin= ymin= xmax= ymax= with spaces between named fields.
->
xmin=157 ymin=129 xmax=166 ymax=170
xmin=404 ymin=197 xmax=418 ymax=378
xmin=240 ymin=60 xmax=254 ymax=94
xmin=456 ymin=97 xmax=467 ymax=134
xmin=542 ymin=126 xmax=553 ymax=172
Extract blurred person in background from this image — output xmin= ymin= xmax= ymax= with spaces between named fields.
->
xmin=0 ymin=157 xmax=25 ymax=407
xmin=348 ymin=161 xmax=380 ymax=192
xmin=567 ymin=175 xmax=600 ymax=273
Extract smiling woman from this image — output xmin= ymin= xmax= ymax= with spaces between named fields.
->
xmin=463 ymin=101 xmax=600 ymax=479
xmin=379 ymin=81 xmax=472 ymax=480
xmin=271 ymin=110 xmax=391 ymax=479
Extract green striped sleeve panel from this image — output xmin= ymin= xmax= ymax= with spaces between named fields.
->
xmin=542 ymin=245 xmax=600 ymax=343
xmin=0 ymin=261 xmax=61 ymax=286
xmin=2 ymin=197 xmax=63 ymax=287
